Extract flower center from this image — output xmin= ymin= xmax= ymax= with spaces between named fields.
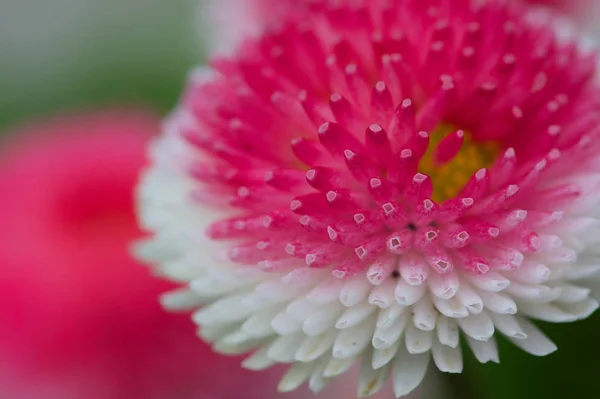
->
xmin=419 ymin=124 xmax=499 ymax=202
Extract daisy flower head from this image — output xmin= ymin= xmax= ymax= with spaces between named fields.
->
xmin=137 ymin=0 xmax=600 ymax=397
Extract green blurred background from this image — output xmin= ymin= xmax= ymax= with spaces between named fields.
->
xmin=0 ymin=0 xmax=201 ymax=130
xmin=1 ymin=0 xmax=599 ymax=398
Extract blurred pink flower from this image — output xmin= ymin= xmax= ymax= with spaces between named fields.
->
xmin=0 ymin=109 xmax=305 ymax=399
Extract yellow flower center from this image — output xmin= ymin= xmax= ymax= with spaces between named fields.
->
xmin=419 ymin=124 xmax=499 ymax=202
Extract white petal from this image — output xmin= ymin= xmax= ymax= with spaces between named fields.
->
xmin=544 ymin=246 xmax=578 ymax=264
xmin=490 ymin=313 xmax=527 ymax=339
xmin=255 ymin=280 xmax=302 ymax=301
xmin=280 ymin=267 xmax=325 ymax=287
xmin=281 ymin=268 xmax=325 ymax=287
xmin=307 ymin=279 xmax=344 ymax=305
xmin=242 ymin=346 xmax=277 ymax=370
xmin=216 ymin=329 xmax=247 ymax=347
xmin=564 ymin=264 xmax=600 ymax=280
xmin=303 ymin=303 xmax=344 ymax=336
xmin=192 ymin=293 xmax=253 ymax=326
xmin=504 ymin=261 xmax=551 ymax=284
xmin=158 ymin=257 xmax=203 ymax=282
xmin=457 ymin=311 xmax=495 ymax=341
xmin=479 ymin=290 xmax=517 ymax=314
xmin=358 ymin=359 xmax=391 ymax=398
xmin=428 ymin=271 xmax=460 ymax=299
xmin=241 ymin=307 xmax=279 ymax=337
xmin=587 ymin=281 xmax=600 ymax=300
xmin=560 ymin=215 xmax=600 ymax=237
xmin=517 ymin=302 xmax=573 ymax=322
xmin=197 ymin=324 xmax=236 ymax=342
xmin=393 ymin=345 xmax=430 ymax=397
xmin=412 ymin=295 xmax=438 ymax=331
xmin=567 ymin=237 xmax=586 ymax=254
xmin=215 ymin=330 xmax=259 ymax=354
xmin=268 ymin=333 xmax=305 ymax=362
xmin=455 ymin=281 xmax=484 ymax=314
xmin=505 ymin=282 xmax=562 ymax=303
xmin=340 ymin=278 xmax=372 ymax=306
xmin=368 ymin=281 xmax=396 ymax=309
xmin=559 ymin=297 xmax=599 ymax=320
xmin=557 ymin=284 xmax=592 ymax=303
xmin=336 ymin=303 xmax=377 ymax=329
xmin=214 ymin=340 xmax=253 ymax=356
xmin=240 ymin=291 xmax=271 ymax=310
xmin=432 ymin=296 xmax=469 ymax=318
xmin=466 ymin=336 xmax=499 ymax=363
xmin=271 ymin=310 xmax=303 ymax=336
xmin=376 ymin=303 xmax=406 ymax=328
xmin=134 ymin=239 xmax=173 ymax=264
xmin=333 ymin=319 xmax=375 ymax=359
xmin=159 ymin=288 xmax=205 ymax=311
xmin=432 ymin=340 xmax=463 ymax=373
xmin=295 ymin=331 xmax=336 ymax=362
xmin=399 ymin=256 xmax=429 ymax=285
xmin=405 ymin=323 xmax=433 ymax=354
xmin=465 ymin=272 xmax=510 ymax=292
xmin=278 ymin=362 xmax=315 ymax=392
xmin=436 ymin=316 xmax=459 ymax=348
xmin=367 ymin=260 xmax=396 ymax=285
xmin=287 ymin=297 xmax=318 ymax=322
xmin=372 ymin=312 xmax=408 ymax=350
xmin=507 ymin=317 xmax=557 ymax=356
xmin=547 ymin=263 xmax=570 ymax=281
xmin=324 ymin=356 xmax=356 ymax=377
xmin=308 ymin=363 xmax=331 ymax=394
xmin=537 ymin=235 xmax=563 ymax=251
xmin=372 ymin=341 xmax=402 ymax=369
xmin=395 ymin=278 xmax=427 ymax=306
xmin=190 ymin=271 xmax=256 ymax=297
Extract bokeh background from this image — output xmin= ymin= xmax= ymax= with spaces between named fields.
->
xmin=0 ymin=0 xmax=198 ymax=128
xmin=1 ymin=0 xmax=600 ymax=398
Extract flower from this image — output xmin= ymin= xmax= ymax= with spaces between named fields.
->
xmin=137 ymin=0 xmax=600 ymax=397
xmin=0 ymin=110 xmax=297 ymax=399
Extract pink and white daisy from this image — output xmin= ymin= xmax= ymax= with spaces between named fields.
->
xmin=137 ymin=0 xmax=600 ymax=397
